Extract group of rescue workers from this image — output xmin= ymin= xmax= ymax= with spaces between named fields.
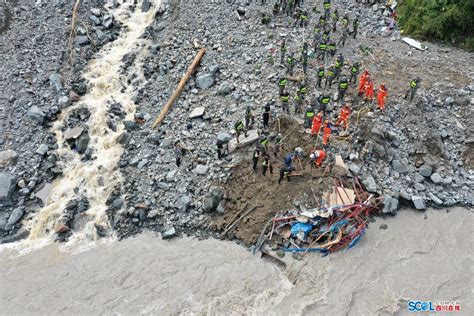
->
xmin=216 ymin=0 xmax=421 ymax=184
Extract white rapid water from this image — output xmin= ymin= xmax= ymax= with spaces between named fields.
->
xmin=14 ymin=0 xmax=162 ymax=251
xmin=1 ymin=208 xmax=472 ymax=315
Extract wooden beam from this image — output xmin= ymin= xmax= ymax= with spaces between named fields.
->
xmin=151 ymin=48 xmax=206 ymax=129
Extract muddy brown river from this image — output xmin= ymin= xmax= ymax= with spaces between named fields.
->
xmin=1 ymin=208 xmax=472 ymax=315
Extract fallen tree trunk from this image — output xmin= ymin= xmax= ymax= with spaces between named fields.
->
xmin=151 ymin=48 xmax=206 ymax=129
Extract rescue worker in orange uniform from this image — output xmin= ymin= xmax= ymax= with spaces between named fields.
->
xmin=311 ymin=111 xmax=323 ymax=136
xmin=336 ymin=105 xmax=351 ymax=129
xmin=310 ymin=150 xmax=327 ymax=168
xmin=377 ymin=84 xmax=388 ymax=110
xmin=364 ymin=80 xmax=374 ymax=102
xmin=322 ymin=120 xmax=332 ymax=145
xmin=358 ymin=70 xmax=370 ymax=96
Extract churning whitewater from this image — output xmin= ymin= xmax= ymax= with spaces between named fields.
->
xmin=19 ymin=0 xmax=162 ymax=249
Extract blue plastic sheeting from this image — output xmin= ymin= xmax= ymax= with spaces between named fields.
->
xmin=347 ymin=229 xmax=365 ymax=249
xmin=330 ymin=219 xmax=348 ymax=233
xmin=291 ymin=222 xmax=313 ymax=239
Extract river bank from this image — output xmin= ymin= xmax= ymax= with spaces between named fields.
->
xmin=1 ymin=207 xmax=472 ymax=314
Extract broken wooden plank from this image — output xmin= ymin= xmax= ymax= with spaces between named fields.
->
xmin=152 ymin=48 xmax=206 ymax=129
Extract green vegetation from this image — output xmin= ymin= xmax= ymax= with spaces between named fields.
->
xmin=397 ymin=0 xmax=474 ymax=51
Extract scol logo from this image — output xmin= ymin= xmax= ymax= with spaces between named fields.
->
xmin=408 ymin=301 xmax=435 ymax=312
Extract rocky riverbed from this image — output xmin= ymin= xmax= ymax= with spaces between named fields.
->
xmin=0 ymin=0 xmax=473 ymax=247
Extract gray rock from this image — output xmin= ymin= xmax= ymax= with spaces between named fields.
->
xmin=142 ymin=0 xmax=151 ymax=12
xmin=90 ymin=15 xmax=101 ymax=25
xmin=35 ymin=144 xmax=49 ymax=156
xmin=189 ymin=106 xmax=205 ymax=119
xmin=162 ymin=227 xmax=176 ymax=239
xmin=217 ymin=131 xmax=232 ymax=143
xmin=218 ymin=82 xmax=234 ymax=95
xmin=177 ymin=195 xmax=191 ymax=211
xmin=102 ymin=15 xmax=113 ymax=28
xmin=91 ymin=8 xmax=101 ymax=16
xmin=428 ymin=193 xmax=443 ymax=205
xmin=17 ymin=179 xmax=26 ymax=189
xmin=27 ymin=106 xmax=45 ymax=124
xmin=156 ymin=182 xmax=170 ymax=190
xmin=196 ymin=72 xmax=215 ymax=89
xmin=49 ymin=73 xmax=63 ymax=92
xmin=430 ymin=172 xmax=444 ymax=184
xmin=412 ymin=196 xmax=426 ymax=210
xmin=195 ymin=165 xmax=209 ymax=175
xmin=382 ymin=195 xmax=399 ymax=215
xmin=58 ymin=96 xmax=71 ymax=108
xmin=392 ymin=160 xmax=408 ymax=173
xmin=96 ymin=29 xmax=107 ymax=42
xmin=445 ymin=96 xmax=454 ymax=104
xmin=204 ymin=187 xmax=225 ymax=212
xmin=414 ymin=183 xmax=425 ymax=191
xmin=0 ymin=172 xmax=16 ymax=203
xmin=0 ymin=150 xmax=18 ymax=168
xmin=363 ymin=176 xmax=377 ymax=193
xmin=419 ymin=164 xmax=433 ymax=177
xmin=137 ymin=159 xmax=149 ymax=169
xmin=117 ymin=132 xmax=131 ymax=145
xmin=76 ymin=35 xmax=91 ymax=46
xmin=5 ymin=207 xmax=24 ymax=230
xmin=64 ymin=127 xmax=84 ymax=140
xmin=76 ymin=133 xmax=90 ymax=154
xmin=166 ymin=170 xmax=178 ymax=182
xmin=36 ymin=183 xmax=52 ymax=205
xmin=349 ymin=163 xmax=361 ymax=175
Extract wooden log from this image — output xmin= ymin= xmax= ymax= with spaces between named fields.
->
xmin=152 ymin=48 xmax=206 ymax=129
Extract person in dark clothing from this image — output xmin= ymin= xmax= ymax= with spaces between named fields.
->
xmin=278 ymin=166 xmax=295 ymax=184
xmin=262 ymin=154 xmax=273 ymax=176
xmin=262 ymin=103 xmax=271 ymax=129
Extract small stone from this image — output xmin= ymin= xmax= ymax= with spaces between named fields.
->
xmin=218 ymin=82 xmax=234 ymax=95
xmin=195 ymin=165 xmax=209 ymax=175
xmin=196 ymin=72 xmax=215 ymax=89
xmin=428 ymin=193 xmax=443 ymax=205
xmin=35 ymin=144 xmax=49 ymax=156
xmin=55 ymin=223 xmax=70 ymax=234
xmin=419 ymin=164 xmax=433 ymax=177
xmin=414 ymin=183 xmax=425 ymax=191
xmin=189 ymin=106 xmax=205 ymax=119
xmin=17 ymin=179 xmax=26 ymax=189
xmin=76 ymin=133 xmax=90 ymax=154
xmin=392 ymin=159 xmax=408 ymax=173
xmin=137 ymin=159 xmax=149 ymax=169
xmin=49 ymin=73 xmax=63 ymax=92
xmin=379 ymin=224 xmax=388 ymax=230
xmin=76 ymin=35 xmax=91 ymax=46
xmin=349 ymin=163 xmax=361 ymax=175
xmin=363 ymin=176 xmax=377 ymax=193
xmin=217 ymin=131 xmax=232 ymax=143
xmin=177 ymin=195 xmax=191 ymax=211
xmin=382 ymin=195 xmax=399 ymax=215
xmin=412 ymin=196 xmax=426 ymax=210
xmin=27 ymin=106 xmax=45 ymax=124
xmin=63 ymin=127 xmax=84 ymax=140
xmin=91 ymin=8 xmax=101 ymax=16
xmin=276 ymin=250 xmax=285 ymax=258
xmin=166 ymin=170 xmax=178 ymax=182
xmin=162 ymin=227 xmax=177 ymax=239
xmin=430 ymin=172 xmax=444 ymax=184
